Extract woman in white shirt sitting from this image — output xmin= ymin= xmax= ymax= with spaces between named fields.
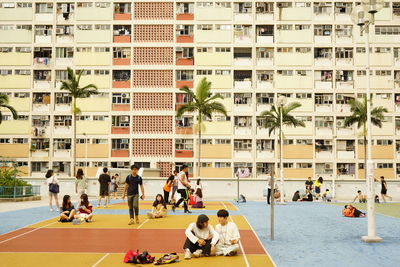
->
xmin=184 ymin=214 xmax=219 ymax=259
xmin=215 ymin=209 xmax=241 ymax=256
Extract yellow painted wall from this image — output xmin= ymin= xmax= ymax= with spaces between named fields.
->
xmin=76 ymin=7 xmax=112 ymax=20
xmin=286 ymin=98 xmax=313 ymax=112
xmin=372 ymin=122 xmax=393 ymax=136
xmin=355 ymin=76 xmax=393 ymax=89
xmin=200 ymin=168 xmax=231 ymax=178
xmin=276 ymin=30 xmax=313 ymax=43
xmin=76 ymin=98 xmax=110 ymax=112
xmin=278 ymin=144 xmax=313 ymax=159
xmin=195 ymin=75 xmax=232 ymax=89
xmin=196 ymin=8 xmax=232 ymax=20
xmin=17 ymin=166 xmax=29 ymax=177
xmin=275 ymin=53 xmax=313 ymax=66
xmin=75 ymin=30 xmax=111 ymax=43
xmin=195 ymin=53 xmax=232 ymax=66
xmin=0 ymin=144 xmax=29 ymax=158
xmin=6 ymin=97 xmax=30 ymax=112
xmin=203 ymin=121 xmax=232 ymax=135
xmin=86 ymin=167 xmax=99 ymax=177
xmin=79 ymin=75 xmax=110 ymax=89
xmin=358 ymin=145 xmax=394 ymax=159
xmin=0 ymin=30 xmax=32 ymax=43
xmin=74 ymin=52 xmax=111 ymax=66
xmin=219 ymin=97 xmax=232 ymax=112
xmin=0 ymin=121 xmax=30 ymax=134
xmin=279 ymin=8 xmax=312 ymax=21
xmin=0 ymin=8 xmax=33 ymax=21
xmin=275 ymin=76 xmax=313 ymax=89
xmin=358 ymin=168 xmax=394 ymax=179
xmin=76 ymin=144 xmax=109 ymax=158
xmin=277 ymin=168 xmax=313 ymax=179
xmin=196 ymin=30 xmax=232 ymax=43
xmin=355 ymin=53 xmax=392 ymax=67
xmin=0 ymin=75 xmax=31 ymax=89
xmin=284 ymin=121 xmax=313 ymax=136
xmin=0 ymin=52 xmax=32 ymax=65
xmin=76 ymin=121 xmax=109 ymax=135
xmin=374 ymin=98 xmax=393 ymax=112
xmin=200 ymin=144 xmax=232 ymax=158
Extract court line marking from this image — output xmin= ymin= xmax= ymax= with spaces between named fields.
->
xmin=221 ymin=202 xmax=250 ymax=267
xmin=242 ymin=216 xmax=278 ymax=267
xmin=0 ymin=221 xmax=57 ymax=245
xmin=137 ymin=218 xmax=149 ymax=229
xmin=0 ymin=216 xmax=58 ymax=237
xmin=92 ymin=253 xmax=109 ymax=267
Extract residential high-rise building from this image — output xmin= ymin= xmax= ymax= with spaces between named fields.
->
xmin=1 ymin=1 xmax=400 ymax=181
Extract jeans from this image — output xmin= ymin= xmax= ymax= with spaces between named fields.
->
xmin=128 ymin=194 xmax=139 ymax=219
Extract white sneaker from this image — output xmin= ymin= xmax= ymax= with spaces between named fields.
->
xmin=192 ymin=249 xmax=202 ymax=258
xmin=50 ymin=208 xmax=53 ymax=212
xmin=184 ymin=249 xmax=191 ymax=260
xmin=56 ymin=208 xmax=59 ymax=212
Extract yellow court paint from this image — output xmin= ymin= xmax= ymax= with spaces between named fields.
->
xmin=0 ymin=252 xmax=274 ymax=267
xmin=27 ymin=215 xmax=251 ymax=230
xmin=97 ymin=203 xmax=238 ymax=211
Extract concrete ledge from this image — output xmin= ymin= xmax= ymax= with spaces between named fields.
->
xmin=0 ymin=196 xmax=41 ymax=202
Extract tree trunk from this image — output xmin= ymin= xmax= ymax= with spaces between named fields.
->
xmin=197 ymin=112 xmax=201 ymax=179
xmin=73 ymin=97 xmax=77 ymax=177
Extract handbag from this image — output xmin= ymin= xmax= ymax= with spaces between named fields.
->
xmin=49 ymin=176 xmax=60 ymax=193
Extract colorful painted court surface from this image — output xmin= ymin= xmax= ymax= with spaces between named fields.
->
xmin=1 ymin=200 xmax=400 ymax=267
xmin=0 ymin=201 xmax=274 ymax=267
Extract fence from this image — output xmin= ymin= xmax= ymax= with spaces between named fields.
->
xmin=0 ymin=186 xmax=41 ymax=198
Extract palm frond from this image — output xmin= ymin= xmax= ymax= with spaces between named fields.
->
xmin=176 ymin=103 xmax=197 ymax=118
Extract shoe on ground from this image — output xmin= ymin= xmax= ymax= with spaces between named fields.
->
xmin=216 ymin=251 xmax=224 ymax=256
xmin=147 ymin=212 xmax=154 ymax=219
xmin=192 ymin=249 xmax=202 ymax=258
xmin=184 ymin=210 xmax=192 ymax=214
xmin=172 ymin=205 xmax=176 ymax=212
xmin=128 ymin=219 xmax=135 ymax=225
xmin=184 ymin=249 xmax=191 ymax=260
xmin=103 ymin=205 xmax=107 ymax=208
xmin=56 ymin=208 xmax=59 ymax=212
xmin=135 ymin=218 xmax=140 ymax=224
xmin=228 ymin=250 xmax=237 ymax=256
xmin=50 ymin=208 xmax=53 ymax=212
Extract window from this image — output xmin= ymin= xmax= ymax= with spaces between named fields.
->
xmin=215 ymin=47 xmax=230 ymax=52
xmin=76 ymin=47 xmax=92 ymax=52
xmin=95 ymin=25 xmax=110 ymax=30
xmin=176 ymin=25 xmax=194 ymax=36
xmin=335 ymin=25 xmax=353 ymax=37
xmin=112 ymin=116 xmax=130 ymax=127
xmin=77 ymin=25 xmax=93 ymax=31
xmin=113 ymin=70 xmax=130 ymax=81
xmin=277 ymin=24 xmax=293 ymax=31
xmin=13 ymin=138 xmax=28 ymax=144
xmin=175 ymin=139 xmax=193 ymax=150
xmin=0 ymin=47 xmax=12 ymax=53
xmin=17 ymin=3 xmax=32 ymax=8
xmin=215 ymin=162 xmax=231 ymax=168
xmin=256 ymin=2 xmax=274 ymax=14
xmin=197 ymin=24 xmax=213 ymax=31
xmin=94 ymin=70 xmax=109 ymax=75
xmin=376 ymin=70 xmax=391 ymax=76
xmin=216 ymin=24 xmax=231 ymax=30
xmin=297 ymin=163 xmax=313 ymax=168
xmin=93 ymin=139 xmax=108 ymax=144
xmin=277 ymin=47 xmax=293 ymax=53
xmin=197 ymin=2 xmax=213 ymax=7
xmin=54 ymin=139 xmax=71 ymax=150
xmin=31 ymin=162 xmax=49 ymax=172
xmin=296 ymin=93 xmax=312 ymax=99
xmin=256 ymin=93 xmax=274 ymax=104
xmin=35 ymin=25 xmax=52 ymax=36
xmin=215 ymin=139 xmax=231 ymax=144
xmin=201 ymin=139 xmax=212 ymax=144
xmin=234 ymin=139 xmax=252 ymax=150
xmin=377 ymin=140 xmax=393 ymax=145
xmin=295 ymin=25 xmax=310 ymax=30
xmin=336 ymin=48 xmax=353 ymax=59
xmin=56 ymin=47 xmax=73 ymax=58
xmin=78 ymin=2 xmax=93 ymax=8
xmin=295 ymin=47 xmax=311 ymax=53
xmin=0 ymin=69 xmax=12 ymax=75
xmin=215 ymin=70 xmax=231 ymax=75
xmin=235 ymin=116 xmax=252 ymax=127
xmin=112 ymin=139 xmax=129 ymax=150
xmin=277 ymin=70 xmax=293 ymax=76
xmin=54 ymin=116 xmax=72 ymax=126
xmin=93 ymin=115 xmax=108 ymax=121
xmin=16 ymin=47 xmax=31 ymax=53
xmin=197 ymin=70 xmax=212 ymax=75
xmin=94 ymin=47 xmax=110 ymax=52
xmin=113 ymin=47 xmax=131 ymax=58
xmin=0 ymin=138 xmax=10 ymax=144
xmin=256 ymin=139 xmax=274 ymax=150
xmin=176 ymin=70 xmax=193 ymax=80
xmin=377 ymin=163 xmax=393 ymax=169
xmin=177 ymin=3 xmax=194 ymax=14
xmin=35 ymin=3 xmax=53 ymax=13
xmin=375 ymin=26 xmax=400 ymax=35
xmin=234 ymin=93 xmax=252 ymax=104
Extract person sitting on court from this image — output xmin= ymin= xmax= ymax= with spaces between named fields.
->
xmin=191 ymin=188 xmax=205 ymax=208
xmin=183 ymin=214 xmax=219 ymax=260
xmin=353 ymin=190 xmax=367 ymax=203
xmin=292 ymin=190 xmax=301 ymax=202
xmin=75 ymin=193 xmax=93 ymax=222
xmin=300 ymin=189 xmax=313 ymax=202
xmin=215 ymin=209 xmax=240 ymax=256
xmin=322 ymin=189 xmax=332 ymax=202
xmin=147 ymin=194 xmax=167 ymax=219
xmin=342 ymin=205 xmax=366 ymax=217
xmin=59 ymin=195 xmax=76 ymax=223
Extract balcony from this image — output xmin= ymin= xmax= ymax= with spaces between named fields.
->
xmin=276 ymin=3 xmax=312 ymax=20
xmin=336 ymin=121 xmax=355 ymax=136
xmin=234 ymin=71 xmax=252 ymax=89
xmin=35 ymin=3 xmax=53 ymax=21
xmin=56 ymin=3 xmax=74 ymax=22
xmin=0 ymin=5 xmax=33 ymax=21
xmin=33 ymin=47 xmax=52 ymax=67
xmin=337 ymin=164 xmax=356 ymax=179
xmin=76 ymin=4 xmax=112 ymax=21
xmin=315 ymin=141 xmax=333 ymax=160
xmin=314 ymin=71 xmax=333 ymax=89
xmin=176 ymin=25 xmax=194 ymax=43
xmin=114 ymin=3 xmax=131 ymax=20
xmin=234 ymin=48 xmax=252 ymax=66
xmin=234 ymin=3 xmax=252 ymax=21
xmin=176 ymin=3 xmax=194 ymax=20
xmin=176 ymin=47 xmax=194 ymax=65
xmin=33 ymin=70 xmax=51 ymax=89
xmin=56 ymin=26 xmax=74 ymax=43
xmin=255 ymin=3 xmax=274 ymax=21
xmin=112 ymin=70 xmax=130 ymax=88
xmin=32 ymin=93 xmax=51 ymax=112
xmin=34 ymin=26 xmax=52 ymax=43
xmin=0 ymin=27 xmax=32 ymax=43
xmin=234 ymin=26 xmax=251 ymax=43
xmin=234 ymin=117 xmax=252 ymax=135
xmin=113 ymin=26 xmax=131 ymax=43
xmin=175 ymin=150 xmax=194 ymax=158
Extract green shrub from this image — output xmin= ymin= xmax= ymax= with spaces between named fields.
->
xmin=0 ymin=167 xmax=30 ymax=186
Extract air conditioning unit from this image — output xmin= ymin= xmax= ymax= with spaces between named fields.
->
xmin=56 ymin=27 xmax=65 ymax=35
xmin=336 ymin=94 xmax=344 ymax=100
xmin=177 ymin=25 xmax=185 ymax=30
xmin=120 ymin=116 xmax=129 ymax=122
xmin=176 ymin=47 xmax=183 ymax=52
xmin=121 ymin=93 xmax=127 ymax=98
xmin=325 ymin=163 xmax=333 ymax=169
xmin=121 ymin=139 xmax=128 ymax=144
xmin=337 ymin=120 xmax=343 ymax=127
xmin=325 ymin=140 xmax=332 ymax=146
xmin=259 ymin=47 xmax=265 ymax=51
xmin=244 ymin=3 xmax=252 ymax=8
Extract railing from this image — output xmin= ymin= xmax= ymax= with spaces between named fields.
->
xmin=0 ymin=186 xmax=41 ymax=198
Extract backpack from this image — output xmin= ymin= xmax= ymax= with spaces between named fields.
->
xmin=154 ymin=253 xmax=179 ymax=265
xmin=124 ymin=250 xmax=155 ymax=264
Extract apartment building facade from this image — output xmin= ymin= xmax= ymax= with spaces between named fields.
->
xmin=1 ymin=0 xmax=400 ymax=180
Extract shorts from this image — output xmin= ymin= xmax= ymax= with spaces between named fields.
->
xmin=315 ymin=187 xmax=321 ymax=194
xmin=99 ymin=188 xmax=109 ymax=197
xmin=60 ymin=218 xmax=73 ymax=223
xmin=381 ymin=189 xmax=387 ymax=195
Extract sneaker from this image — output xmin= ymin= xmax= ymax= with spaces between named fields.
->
xmin=147 ymin=212 xmax=154 ymax=219
xmin=172 ymin=205 xmax=176 ymax=212
xmin=216 ymin=251 xmax=224 ymax=256
xmin=128 ymin=219 xmax=135 ymax=225
xmin=56 ymin=208 xmax=59 ymax=212
xmin=97 ymin=205 xmax=100 ymax=208
xmin=184 ymin=210 xmax=192 ymax=214
xmin=50 ymin=208 xmax=54 ymax=212
xmin=135 ymin=217 xmax=140 ymax=224
xmin=184 ymin=249 xmax=191 ymax=260
xmin=103 ymin=205 xmax=107 ymax=208
xmin=192 ymin=249 xmax=202 ymax=258
xmin=228 ymin=250 xmax=237 ymax=256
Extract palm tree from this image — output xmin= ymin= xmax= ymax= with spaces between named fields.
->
xmin=260 ymin=101 xmax=305 ymax=200
xmin=176 ymin=77 xmax=227 ymax=178
xmin=344 ymin=96 xmax=387 ymax=178
xmin=61 ymin=67 xmax=98 ymax=176
xmin=0 ymin=94 xmax=18 ymax=124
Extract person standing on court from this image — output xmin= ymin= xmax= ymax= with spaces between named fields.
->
xmin=122 ymin=165 xmax=145 ymax=225
xmin=170 ymin=170 xmax=179 ymax=203
xmin=379 ymin=176 xmax=393 ymax=202
xmin=98 ymin=167 xmax=111 ymax=208
xmin=172 ymin=165 xmax=192 ymax=213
